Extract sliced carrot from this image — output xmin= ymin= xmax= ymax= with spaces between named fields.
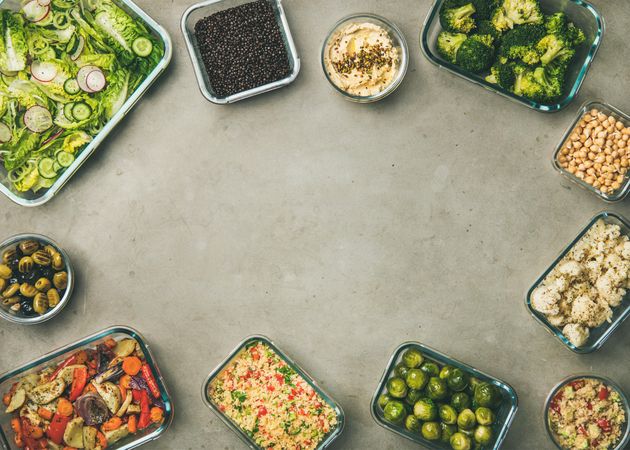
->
xmin=25 ymin=424 xmax=44 ymax=439
xmin=150 ymin=407 xmax=164 ymax=423
xmin=96 ymin=431 xmax=108 ymax=448
xmin=122 ymin=356 xmax=142 ymax=376
xmin=37 ymin=407 xmax=53 ymax=421
xmin=127 ymin=415 xmax=137 ymax=433
xmin=74 ymin=350 xmax=88 ymax=365
xmin=14 ymin=435 xmax=23 ymax=448
xmin=10 ymin=417 xmax=21 ymax=434
xmin=104 ymin=338 xmax=117 ymax=349
xmin=57 ymin=398 xmax=74 ymax=417
xmin=101 ymin=416 xmax=123 ymax=431
xmin=119 ymin=374 xmax=132 ymax=390
xmin=2 ymin=392 xmax=11 ymax=406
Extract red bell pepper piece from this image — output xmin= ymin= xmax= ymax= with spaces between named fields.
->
xmin=46 ymin=413 xmax=70 ymax=445
xmin=141 ymin=364 xmax=160 ymax=399
xmin=49 ymin=354 xmax=78 ymax=381
xmin=137 ymin=390 xmax=151 ymax=430
xmin=597 ymin=418 xmax=612 ymax=433
xmin=598 ymin=386 xmax=609 ymax=400
xmin=22 ymin=418 xmax=41 ymax=450
xmin=69 ymin=366 xmax=88 ymax=401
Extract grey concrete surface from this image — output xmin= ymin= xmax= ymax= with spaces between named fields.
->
xmin=1 ymin=0 xmax=630 ymax=449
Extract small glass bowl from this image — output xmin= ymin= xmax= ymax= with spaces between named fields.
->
xmin=0 ymin=233 xmax=74 ymax=325
xmin=321 ymin=13 xmax=409 ymax=103
xmin=552 ymin=100 xmax=630 ymax=202
xmin=544 ymin=375 xmax=630 ymax=450
xmin=525 ymin=211 xmax=630 ymax=353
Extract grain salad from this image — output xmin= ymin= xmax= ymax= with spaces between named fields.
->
xmin=208 ymin=342 xmax=338 ymax=449
xmin=548 ymin=378 xmax=627 ymax=450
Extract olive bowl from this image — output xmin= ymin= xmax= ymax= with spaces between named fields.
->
xmin=0 ymin=233 xmax=74 ymax=325
xmin=544 ymin=375 xmax=630 ymax=450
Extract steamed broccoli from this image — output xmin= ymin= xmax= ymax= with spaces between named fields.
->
xmin=440 ymin=2 xmax=477 ymax=33
xmin=566 ymin=22 xmax=586 ymax=47
xmin=491 ymin=0 xmax=543 ymax=31
xmin=437 ymin=31 xmax=468 ymax=63
xmin=536 ymin=33 xmax=575 ymax=66
xmin=476 ymin=19 xmax=501 ymax=41
xmin=456 ymin=35 xmax=495 ymax=72
xmin=544 ymin=12 xmax=568 ymax=34
xmin=485 ymin=62 xmax=516 ymax=89
xmin=513 ymin=64 xmax=563 ymax=102
xmin=498 ymin=24 xmax=546 ymax=65
xmin=471 ymin=0 xmax=498 ymax=20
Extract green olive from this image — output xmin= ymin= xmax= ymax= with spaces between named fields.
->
xmin=457 ymin=409 xmax=477 ymax=430
xmin=383 ymin=400 xmax=406 ymax=424
xmin=47 ymin=288 xmax=61 ymax=307
xmin=447 ymin=368 xmax=470 ymax=392
xmin=0 ymin=264 xmax=12 ymax=279
xmin=377 ymin=393 xmax=392 ymax=409
xmin=406 ymin=369 xmax=428 ymax=390
xmin=394 ymin=362 xmax=409 ymax=379
xmin=52 ymin=253 xmax=64 ymax=270
xmin=386 ymin=377 xmax=408 ymax=399
xmin=450 ymin=432 xmax=472 ymax=450
xmin=31 ymin=250 xmax=51 ymax=266
xmin=2 ymin=248 xmax=16 ymax=264
xmin=2 ymin=283 xmax=19 ymax=298
xmin=451 ymin=392 xmax=472 ymax=412
xmin=421 ymin=421 xmax=441 ymax=441
xmin=35 ymin=278 xmax=51 ymax=292
xmin=402 ymin=348 xmax=424 ymax=369
xmin=413 ymin=398 xmax=437 ymax=421
xmin=19 ymin=240 xmax=39 ymax=255
xmin=439 ymin=404 xmax=458 ymax=425
xmin=17 ymin=257 xmax=33 ymax=273
xmin=421 ymin=362 xmax=440 ymax=377
xmin=53 ymin=271 xmax=68 ymax=290
xmin=405 ymin=414 xmax=421 ymax=433
xmin=474 ymin=425 xmax=493 ymax=445
xmin=33 ymin=293 xmax=49 ymax=315
xmin=426 ymin=377 xmax=448 ymax=401
xmin=1 ymin=297 xmax=19 ymax=306
xmin=0 ymin=278 xmax=6 ymax=293
xmin=19 ymin=283 xmax=37 ymax=298
xmin=475 ymin=407 xmax=495 ymax=425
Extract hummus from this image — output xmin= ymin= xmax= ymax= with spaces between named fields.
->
xmin=324 ymin=22 xmax=398 ymax=97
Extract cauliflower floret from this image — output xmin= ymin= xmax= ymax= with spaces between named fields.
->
xmin=531 ymin=285 xmax=560 ymax=316
xmin=571 ymin=294 xmax=607 ymax=327
xmin=596 ymin=274 xmax=627 ymax=307
xmin=557 ymin=260 xmax=582 ymax=277
xmin=547 ymin=314 xmax=566 ymax=327
xmin=562 ymin=323 xmax=590 ymax=347
xmin=621 ymin=241 xmax=630 ymax=259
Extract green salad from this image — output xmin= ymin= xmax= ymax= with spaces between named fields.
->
xmin=0 ymin=0 xmax=164 ymax=193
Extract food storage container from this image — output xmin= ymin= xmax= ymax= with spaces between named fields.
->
xmin=370 ymin=341 xmax=518 ymax=449
xmin=0 ymin=0 xmax=172 ymax=207
xmin=526 ymin=211 xmax=630 ymax=353
xmin=0 ymin=233 xmax=74 ymax=325
xmin=321 ymin=13 xmax=409 ymax=103
xmin=543 ymin=375 xmax=630 ymax=450
xmin=552 ymin=100 xmax=630 ymax=202
xmin=420 ymin=0 xmax=604 ymax=112
xmin=181 ymin=0 xmax=301 ymax=104
xmin=201 ymin=335 xmax=344 ymax=449
xmin=0 ymin=325 xmax=174 ymax=450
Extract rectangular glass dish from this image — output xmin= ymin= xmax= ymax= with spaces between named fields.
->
xmin=370 ymin=341 xmax=518 ymax=450
xmin=201 ymin=335 xmax=344 ymax=449
xmin=0 ymin=325 xmax=174 ymax=449
xmin=181 ymin=0 xmax=300 ymax=104
xmin=552 ymin=100 xmax=630 ymax=202
xmin=526 ymin=211 xmax=630 ymax=353
xmin=0 ymin=0 xmax=172 ymax=207
xmin=420 ymin=0 xmax=604 ymax=112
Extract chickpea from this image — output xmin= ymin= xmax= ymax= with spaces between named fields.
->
xmin=612 ymin=181 xmax=622 ymax=190
xmin=584 ymin=114 xmax=593 ymax=121
xmin=585 ymin=176 xmax=595 ymax=184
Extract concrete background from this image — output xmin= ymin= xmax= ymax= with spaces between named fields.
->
xmin=1 ymin=0 xmax=630 ymax=448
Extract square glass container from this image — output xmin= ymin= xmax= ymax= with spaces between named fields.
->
xmin=0 ymin=325 xmax=174 ymax=449
xmin=526 ymin=212 xmax=630 ymax=353
xmin=181 ymin=0 xmax=301 ymax=104
xmin=370 ymin=342 xmax=518 ymax=450
xmin=201 ymin=335 xmax=344 ymax=449
xmin=0 ymin=0 xmax=172 ymax=207
xmin=552 ymin=100 xmax=630 ymax=202
xmin=420 ymin=0 xmax=604 ymax=112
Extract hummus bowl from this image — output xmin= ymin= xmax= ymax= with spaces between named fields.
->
xmin=321 ymin=14 xmax=408 ymax=103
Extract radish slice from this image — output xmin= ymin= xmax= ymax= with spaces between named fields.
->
xmin=86 ymin=70 xmax=106 ymax=93
xmin=24 ymin=106 xmax=53 ymax=133
xmin=30 ymin=61 xmax=58 ymax=82
xmin=37 ymin=0 xmax=52 ymax=5
xmin=22 ymin=1 xmax=49 ymax=22
xmin=70 ymin=35 xmax=85 ymax=61
xmin=77 ymin=65 xmax=99 ymax=93
xmin=0 ymin=123 xmax=11 ymax=144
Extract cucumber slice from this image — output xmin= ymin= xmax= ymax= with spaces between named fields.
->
xmin=71 ymin=102 xmax=92 ymax=121
xmin=64 ymin=78 xmax=80 ymax=95
xmin=63 ymin=102 xmax=74 ymax=120
xmin=56 ymin=151 xmax=74 ymax=168
xmin=132 ymin=37 xmax=152 ymax=57
xmin=38 ymin=157 xmax=57 ymax=179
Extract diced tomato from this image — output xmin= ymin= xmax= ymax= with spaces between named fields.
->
xmin=250 ymin=348 xmax=260 ymax=360
xmin=570 ymin=380 xmax=585 ymax=390
xmin=597 ymin=418 xmax=612 ymax=433
xmin=266 ymin=385 xmax=275 ymax=392
xmin=274 ymin=374 xmax=284 ymax=384
xmin=549 ymin=401 xmax=561 ymax=414
xmin=598 ymin=387 xmax=609 ymax=400
xmin=587 ymin=402 xmax=593 ymax=411
xmin=257 ymin=406 xmax=267 ymax=417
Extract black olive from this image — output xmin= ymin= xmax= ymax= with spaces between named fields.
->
xmin=15 ymin=247 xmax=23 ymax=258
xmin=24 ymin=271 xmax=38 ymax=283
xmin=9 ymin=257 xmax=19 ymax=270
xmin=41 ymin=268 xmax=54 ymax=279
xmin=19 ymin=299 xmax=36 ymax=316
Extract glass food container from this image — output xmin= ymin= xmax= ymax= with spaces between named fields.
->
xmin=0 ymin=233 xmax=74 ymax=325
xmin=201 ymin=335 xmax=344 ymax=449
xmin=321 ymin=13 xmax=409 ymax=103
xmin=526 ymin=212 xmax=630 ymax=353
xmin=181 ymin=0 xmax=301 ymax=104
xmin=0 ymin=326 xmax=174 ymax=450
xmin=420 ymin=0 xmax=604 ymax=112
xmin=370 ymin=341 xmax=518 ymax=449
xmin=0 ymin=0 xmax=172 ymax=207
xmin=552 ymin=100 xmax=630 ymax=202
xmin=543 ymin=375 xmax=630 ymax=450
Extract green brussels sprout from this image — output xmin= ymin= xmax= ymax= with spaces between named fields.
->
xmin=451 ymin=392 xmax=472 ymax=412
xmin=439 ymin=404 xmax=458 ymax=425
xmin=402 ymin=348 xmax=424 ymax=368
xmin=475 ymin=407 xmax=495 ymax=425
xmin=413 ymin=398 xmax=438 ymax=421
xmin=450 ymin=431 xmax=473 ymax=450
xmin=383 ymin=400 xmax=406 ymax=423
xmin=469 ymin=377 xmax=483 ymax=391
xmin=421 ymin=422 xmax=441 ymax=441
xmin=474 ymin=425 xmax=493 ymax=445
xmin=457 ymin=409 xmax=477 ymax=430
xmin=377 ymin=394 xmax=392 ymax=409
xmin=403 ymin=401 xmax=414 ymax=415
xmin=421 ymin=362 xmax=440 ymax=377
xmin=405 ymin=389 xmax=423 ymax=406
xmin=427 ymin=377 xmax=448 ymax=401
xmin=406 ymin=369 xmax=428 ymax=390
xmin=440 ymin=423 xmax=457 ymax=443
xmin=395 ymin=362 xmax=410 ymax=379
xmin=447 ymin=368 xmax=470 ymax=392
xmin=474 ymin=382 xmax=502 ymax=408
xmin=405 ymin=414 xmax=421 ymax=433
xmin=387 ymin=377 xmax=408 ymax=399
xmin=439 ymin=365 xmax=455 ymax=380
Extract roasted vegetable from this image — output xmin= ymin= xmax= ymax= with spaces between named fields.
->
xmin=92 ymin=381 xmax=121 ymax=414
xmin=75 ymin=393 xmax=110 ymax=426
xmin=27 ymin=378 xmax=65 ymax=404
xmin=5 ymin=388 xmax=25 ymax=413
xmin=63 ymin=417 xmax=84 ymax=448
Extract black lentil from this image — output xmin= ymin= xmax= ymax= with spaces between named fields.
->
xmin=194 ymin=0 xmax=291 ymax=98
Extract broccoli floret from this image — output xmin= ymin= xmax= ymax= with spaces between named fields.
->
xmin=456 ymin=35 xmax=495 ymax=72
xmin=476 ymin=19 xmax=501 ymax=41
xmin=437 ymin=31 xmax=468 ymax=63
xmin=499 ymin=24 xmax=546 ymax=65
xmin=566 ymin=22 xmax=586 ymax=47
xmin=490 ymin=7 xmax=511 ymax=32
xmin=471 ymin=0 xmax=498 ymax=20
xmin=485 ymin=62 xmax=516 ymax=89
xmin=491 ymin=0 xmax=543 ymax=31
xmin=544 ymin=12 xmax=568 ymax=34
xmin=440 ymin=2 xmax=477 ymax=33
xmin=536 ymin=33 xmax=575 ymax=66
xmin=513 ymin=64 xmax=563 ymax=102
